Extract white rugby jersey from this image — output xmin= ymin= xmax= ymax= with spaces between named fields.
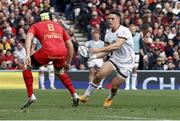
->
xmin=105 ymin=25 xmax=135 ymax=68
xmin=85 ymin=40 xmax=105 ymax=49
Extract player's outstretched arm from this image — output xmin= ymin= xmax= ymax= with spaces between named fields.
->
xmin=24 ymin=32 xmax=34 ymax=67
xmin=25 ymin=33 xmax=34 ymax=57
xmin=91 ymin=38 xmax=126 ymax=53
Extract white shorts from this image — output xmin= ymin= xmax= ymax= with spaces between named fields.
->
xmin=39 ymin=61 xmax=54 ymax=72
xmin=108 ymin=60 xmax=132 ymax=79
xmin=87 ymin=58 xmax=104 ymax=68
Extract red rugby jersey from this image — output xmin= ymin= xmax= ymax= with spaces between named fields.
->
xmin=28 ymin=20 xmax=70 ymax=55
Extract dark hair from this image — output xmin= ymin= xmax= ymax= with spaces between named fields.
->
xmin=109 ymin=10 xmax=120 ymax=17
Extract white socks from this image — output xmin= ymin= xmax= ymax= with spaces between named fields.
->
xmin=39 ymin=74 xmax=55 ymax=89
xmin=131 ymin=73 xmax=137 ymax=90
xmin=125 ymin=73 xmax=137 ymax=90
xmin=84 ymin=82 xmax=98 ymax=97
xmin=125 ymin=75 xmax=130 ymax=90
xmin=39 ymin=75 xmax=45 ymax=89
xmin=49 ymin=76 xmax=55 ymax=88
xmin=97 ymin=78 xmax=105 ymax=89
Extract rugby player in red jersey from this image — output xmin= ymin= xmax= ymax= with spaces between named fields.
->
xmin=21 ymin=12 xmax=79 ymax=110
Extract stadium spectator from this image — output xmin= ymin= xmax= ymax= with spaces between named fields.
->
xmin=172 ymin=32 xmax=180 ymax=50
xmin=166 ymin=56 xmax=176 ymax=70
xmin=2 ymin=49 xmax=14 ymax=63
xmin=148 ymin=45 xmax=161 ymax=70
xmin=0 ymin=60 xmax=7 ymax=70
xmin=21 ymin=12 xmax=80 ymax=111
xmin=0 ymin=49 xmax=5 ymax=64
xmin=165 ymin=39 xmax=175 ymax=57
xmin=78 ymin=63 xmax=87 ymax=70
xmin=13 ymin=42 xmax=26 ymax=61
xmin=151 ymin=57 xmax=164 ymax=70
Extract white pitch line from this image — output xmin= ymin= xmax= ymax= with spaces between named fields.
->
xmin=104 ymin=115 xmax=156 ymax=120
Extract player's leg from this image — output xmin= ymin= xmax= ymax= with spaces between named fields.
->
xmin=96 ymin=59 xmax=105 ymax=89
xmin=96 ymin=67 xmax=105 ymax=90
xmin=131 ymin=54 xmax=139 ymax=90
xmin=55 ymin=68 xmax=79 ymax=106
xmin=124 ymin=74 xmax=130 ymax=90
xmin=80 ymin=61 xmax=114 ymax=102
xmin=39 ymin=66 xmax=46 ymax=90
xmin=21 ymin=50 xmax=49 ymax=110
xmin=47 ymin=62 xmax=56 ymax=90
xmin=88 ymin=60 xmax=104 ymax=90
xmin=21 ymin=55 xmax=42 ymax=110
xmin=97 ymin=78 xmax=105 ymax=89
xmin=54 ymin=59 xmax=79 ymax=107
xmin=89 ymin=67 xmax=96 ymax=82
xmin=131 ymin=67 xmax=137 ymax=90
xmin=22 ymin=67 xmax=37 ymax=109
xmin=87 ymin=60 xmax=96 ymax=82
xmin=104 ymin=68 xmax=130 ymax=107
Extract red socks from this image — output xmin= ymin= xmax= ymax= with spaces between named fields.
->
xmin=59 ymin=73 xmax=75 ymax=96
xmin=22 ymin=69 xmax=75 ymax=97
xmin=22 ymin=69 xmax=33 ymax=97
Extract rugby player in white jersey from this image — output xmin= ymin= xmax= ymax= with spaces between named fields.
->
xmin=80 ymin=10 xmax=135 ymax=107
xmin=85 ymin=29 xmax=105 ymax=89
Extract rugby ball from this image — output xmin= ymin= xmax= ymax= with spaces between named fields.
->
xmin=78 ymin=46 xmax=89 ymax=58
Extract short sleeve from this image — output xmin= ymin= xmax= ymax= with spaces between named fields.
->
xmin=117 ymin=28 xmax=131 ymax=40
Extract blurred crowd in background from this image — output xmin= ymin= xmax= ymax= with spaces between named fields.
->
xmin=0 ymin=0 xmax=179 ymax=70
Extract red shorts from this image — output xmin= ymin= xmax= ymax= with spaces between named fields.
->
xmin=32 ymin=49 xmax=66 ymax=68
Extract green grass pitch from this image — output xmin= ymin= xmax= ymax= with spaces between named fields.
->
xmin=0 ymin=89 xmax=180 ymax=120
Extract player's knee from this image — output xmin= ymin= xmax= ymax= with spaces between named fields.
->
xmin=39 ymin=66 xmax=45 ymax=72
xmin=94 ymin=72 xmax=103 ymax=83
xmin=112 ymin=77 xmax=122 ymax=88
xmin=89 ymin=68 xmax=96 ymax=73
xmin=54 ymin=67 xmax=65 ymax=75
xmin=48 ymin=71 xmax=54 ymax=77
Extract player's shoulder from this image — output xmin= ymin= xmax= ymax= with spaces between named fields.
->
xmin=118 ymin=25 xmax=131 ymax=36
xmin=119 ymin=25 xmax=130 ymax=32
xmin=99 ymin=40 xmax=105 ymax=44
xmin=105 ymin=28 xmax=111 ymax=34
xmin=31 ymin=21 xmax=44 ymax=28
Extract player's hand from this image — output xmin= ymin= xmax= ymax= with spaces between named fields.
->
xmin=90 ymin=48 xmax=99 ymax=54
xmin=24 ymin=56 xmax=32 ymax=68
xmin=88 ymin=55 xmax=97 ymax=61
xmin=64 ymin=63 xmax=70 ymax=71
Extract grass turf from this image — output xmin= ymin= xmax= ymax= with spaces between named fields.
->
xmin=0 ymin=89 xmax=180 ymax=120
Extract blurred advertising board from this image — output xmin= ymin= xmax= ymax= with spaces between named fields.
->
xmin=0 ymin=70 xmax=38 ymax=89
